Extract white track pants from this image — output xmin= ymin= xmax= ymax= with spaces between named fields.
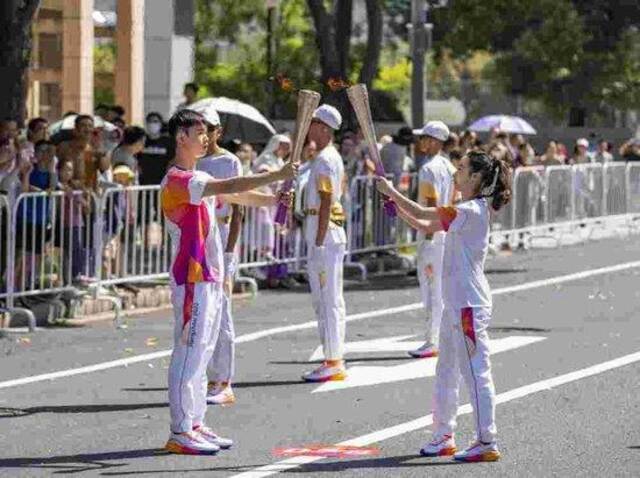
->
xmin=207 ymin=291 xmax=235 ymax=383
xmin=307 ymin=242 xmax=346 ymax=360
xmin=433 ymin=306 xmax=497 ymax=443
xmin=168 ymin=282 xmax=222 ymax=433
xmin=417 ymin=239 xmax=444 ymax=345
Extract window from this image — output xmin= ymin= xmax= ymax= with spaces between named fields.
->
xmin=38 ymin=33 xmax=62 ymax=69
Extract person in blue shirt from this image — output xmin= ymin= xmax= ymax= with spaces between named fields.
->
xmin=16 ymin=140 xmax=57 ymax=288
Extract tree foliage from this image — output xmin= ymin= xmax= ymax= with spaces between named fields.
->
xmin=194 ymin=0 xmax=639 ymax=123
xmin=430 ymin=0 xmax=640 ymax=120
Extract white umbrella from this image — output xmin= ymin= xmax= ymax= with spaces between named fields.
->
xmin=49 ymin=115 xmax=119 ymax=144
xmin=49 ymin=115 xmax=117 ymax=135
xmin=189 ymin=97 xmax=276 ymax=144
xmin=468 ymin=115 xmax=537 ymax=135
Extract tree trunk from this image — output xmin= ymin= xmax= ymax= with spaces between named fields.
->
xmin=359 ymin=0 xmax=383 ymax=88
xmin=0 ymin=0 xmax=41 ymax=125
xmin=307 ymin=0 xmax=342 ymax=82
xmin=334 ymin=0 xmax=352 ymax=79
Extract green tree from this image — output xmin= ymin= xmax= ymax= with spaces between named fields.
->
xmin=429 ymin=0 xmax=640 ymax=122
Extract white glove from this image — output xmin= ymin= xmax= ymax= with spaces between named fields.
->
xmin=224 ymin=252 xmax=238 ymax=280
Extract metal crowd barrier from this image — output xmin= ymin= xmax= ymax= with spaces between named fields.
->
xmin=2 ymin=162 xmax=640 ymax=330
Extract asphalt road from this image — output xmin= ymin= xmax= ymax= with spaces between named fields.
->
xmin=0 ymin=235 xmax=639 ymax=477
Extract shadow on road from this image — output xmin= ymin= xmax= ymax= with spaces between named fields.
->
xmin=96 ymin=454 xmax=463 ymax=476
xmin=284 ymin=454 xmax=463 ymax=472
xmin=0 ymin=448 xmax=165 ymax=475
xmin=0 ymin=402 xmax=168 ymax=418
xmin=122 ymin=379 xmax=309 ymax=393
xmin=270 ymin=356 xmax=417 ymax=366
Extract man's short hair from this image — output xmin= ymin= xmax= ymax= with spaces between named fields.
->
xmin=34 ymin=139 xmax=54 ymax=153
xmin=168 ymin=109 xmax=206 ymax=138
xmin=184 ymin=82 xmax=199 ymax=93
xmin=146 ymin=112 xmax=164 ymax=123
xmin=27 ymin=117 xmax=48 ymax=132
xmin=74 ymin=114 xmax=94 ymax=128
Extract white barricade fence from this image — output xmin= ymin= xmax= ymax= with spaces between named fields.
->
xmin=573 ymin=163 xmax=604 ymax=220
xmin=627 ymin=163 xmax=640 ymax=213
xmin=346 ymin=174 xmax=417 ymax=258
xmin=97 ymin=185 xmax=170 ymax=286
xmin=603 ymin=163 xmax=627 ymax=215
xmin=512 ymin=166 xmax=546 ymax=230
xmin=545 ymin=166 xmax=574 ymax=224
xmin=3 ymin=162 xmax=640 ymax=330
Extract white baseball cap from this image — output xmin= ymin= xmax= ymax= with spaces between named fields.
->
xmin=313 ymin=104 xmax=342 ymax=130
xmin=576 ymin=138 xmax=589 ymax=148
xmin=412 ymin=120 xmax=450 ymax=142
xmin=188 ymin=106 xmax=220 ymax=127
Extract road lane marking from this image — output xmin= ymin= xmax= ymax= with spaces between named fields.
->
xmin=1 ymin=259 xmax=639 ymax=390
xmin=229 ymin=350 xmax=640 ymax=478
xmin=313 ymin=336 xmax=546 ymax=392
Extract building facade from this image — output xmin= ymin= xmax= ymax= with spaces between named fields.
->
xmin=27 ymin=0 xmax=194 ymax=124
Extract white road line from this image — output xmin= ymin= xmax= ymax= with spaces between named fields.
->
xmin=229 ymin=350 xmax=640 ymax=478
xmin=1 ymin=259 xmax=639 ymax=391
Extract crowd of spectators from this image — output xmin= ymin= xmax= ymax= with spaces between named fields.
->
xmin=1 ymin=81 xmax=640 ymax=304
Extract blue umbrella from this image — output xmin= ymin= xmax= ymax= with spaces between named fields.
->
xmin=468 ymin=115 xmax=537 ymax=135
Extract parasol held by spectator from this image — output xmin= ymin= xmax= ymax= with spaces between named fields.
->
xmin=468 ymin=115 xmax=537 ymax=135
xmin=188 ymin=97 xmax=276 ymax=145
xmin=48 ymin=115 xmax=119 ymax=144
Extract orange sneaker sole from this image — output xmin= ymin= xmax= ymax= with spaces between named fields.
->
xmin=455 ymin=450 xmax=501 ymax=462
xmin=303 ymin=371 xmax=347 ymax=383
xmin=164 ymin=441 xmax=218 ymax=455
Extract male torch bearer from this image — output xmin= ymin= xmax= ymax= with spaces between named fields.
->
xmin=346 ymin=83 xmax=397 ymax=217
xmin=274 ymin=89 xmax=321 ymax=225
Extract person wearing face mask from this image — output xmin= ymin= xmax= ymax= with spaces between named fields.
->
xmin=137 ymin=112 xmax=172 ymax=185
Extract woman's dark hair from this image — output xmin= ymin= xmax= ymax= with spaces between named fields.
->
xmin=120 ymin=126 xmax=146 ymax=146
xmin=467 ymin=150 xmax=512 ymax=211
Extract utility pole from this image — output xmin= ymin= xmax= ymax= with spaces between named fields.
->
xmin=410 ymin=0 xmax=444 ymax=128
xmin=410 ymin=0 xmax=426 ymax=129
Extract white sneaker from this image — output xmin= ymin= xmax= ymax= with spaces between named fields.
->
xmin=419 ymin=434 xmax=456 ymax=457
xmin=194 ymin=426 xmax=234 ymax=449
xmin=206 ymin=385 xmax=236 ymax=405
xmin=453 ymin=440 xmax=501 ymax=462
xmin=302 ymin=361 xmax=347 ymax=382
xmin=164 ymin=430 xmax=220 ymax=455
xmin=408 ymin=342 xmax=439 ymax=358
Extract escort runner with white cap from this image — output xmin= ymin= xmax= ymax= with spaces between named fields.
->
xmin=410 ymin=120 xmax=457 ymax=359
xmin=302 ymin=103 xmax=348 ymax=382
xmin=188 ymin=104 xmax=290 ymax=406
xmin=161 ymin=109 xmax=297 ymax=455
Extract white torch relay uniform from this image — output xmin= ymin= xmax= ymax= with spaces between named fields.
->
xmin=415 ymin=153 xmax=456 ymax=352
xmin=161 ymin=167 xmax=224 ymax=436
xmin=197 ymin=151 xmax=242 ymax=391
xmin=431 ymin=198 xmax=498 ymax=452
xmin=304 ymin=143 xmax=347 ymax=362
